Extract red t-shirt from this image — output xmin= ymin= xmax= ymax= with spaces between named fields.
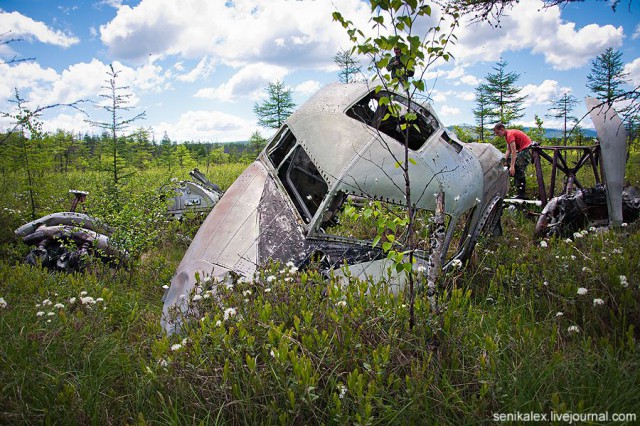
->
xmin=505 ymin=129 xmax=532 ymax=152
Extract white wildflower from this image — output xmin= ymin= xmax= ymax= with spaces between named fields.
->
xmin=543 ymin=281 xmax=549 ymax=286
xmin=53 ymin=303 xmax=65 ymax=309
xmin=265 ymin=288 xmax=271 ymax=293
xmin=556 ymin=312 xmax=563 ymax=317
xmin=36 ymin=311 xmax=45 ymax=317
xmin=266 ymin=275 xmax=276 ymax=283
xmin=450 ymin=259 xmax=463 ymax=269
xmin=47 ymin=319 xmax=51 ymax=323
xmin=577 ymin=287 xmax=588 ymax=295
xmin=80 ymin=296 xmax=96 ymax=305
xmin=619 ymin=275 xmax=628 ymax=288
xmin=570 ymin=255 xmax=576 ymax=260
xmin=162 ymin=285 xmax=169 ymax=289
xmin=565 ymin=238 xmax=573 ymax=243
xmin=582 ymin=267 xmax=592 ymax=273
xmin=270 ymin=350 xmax=275 ymax=358
xmin=225 ymin=284 xmax=234 ymax=291
xmin=216 ymin=320 xmax=222 ymax=327
xmin=181 ymin=338 xmax=188 ymax=345
xmin=286 ymin=261 xmax=295 ymax=268
xmin=417 ymin=265 xmax=426 ymax=273
xmin=223 ymin=307 xmax=237 ymax=320
xmin=573 ymin=232 xmax=583 ymax=239
xmin=580 ymin=230 xmax=588 ymax=236
xmin=336 ymin=300 xmax=347 ymax=307
xmin=203 ymin=293 xmax=211 ymax=299
xmin=192 ymin=294 xmax=203 ymax=301
xmin=80 ymin=291 xmax=87 ymax=297
xmin=289 ymin=266 xmax=298 ymax=274
xmin=238 ymin=276 xmax=249 ymax=284
xmin=589 ymin=226 xmax=597 ymax=232
xmin=622 ymin=222 xmax=628 ymax=227
xmin=284 ymin=277 xmax=292 ymax=282
xmin=593 ymin=298 xmax=605 ymax=306
xmin=159 ymin=359 xmax=168 ymax=367
xmin=47 ymin=312 xmax=55 ymax=317
xmin=0 ymin=297 xmax=7 ymax=309
xmin=69 ymin=297 xmax=76 ymax=304
xmin=540 ymin=240 xmax=548 ymax=248
xmin=170 ymin=343 xmax=182 ymax=351
xmin=42 ymin=299 xmax=52 ymax=306
xmin=35 ymin=303 xmax=40 ymax=308
xmin=567 ymin=325 xmax=580 ymax=333
xmin=96 ymin=298 xmax=104 ymax=303
xmin=242 ymin=290 xmax=252 ymax=297
xmin=612 ymin=248 xmax=623 ymax=254
xmin=338 ymin=383 xmax=347 ymax=399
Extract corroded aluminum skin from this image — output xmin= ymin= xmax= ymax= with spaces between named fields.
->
xmin=586 ymin=97 xmax=627 ymax=227
xmin=162 ymin=82 xmax=508 ymax=333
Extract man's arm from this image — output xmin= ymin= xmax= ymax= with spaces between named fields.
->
xmin=508 ymin=141 xmax=517 ymax=176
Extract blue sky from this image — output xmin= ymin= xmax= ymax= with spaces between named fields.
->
xmin=1 ymin=0 xmax=639 ymax=142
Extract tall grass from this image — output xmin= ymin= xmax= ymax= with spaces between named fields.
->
xmin=1 ymin=159 xmax=639 ymax=424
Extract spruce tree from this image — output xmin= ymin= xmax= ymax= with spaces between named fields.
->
xmin=547 ymin=92 xmax=578 ymax=146
xmin=586 ymin=47 xmax=629 ymax=106
xmin=253 ymin=81 xmax=296 ymax=129
xmin=473 ymin=83 xmax=495 ymax=142
xmin=333 ymin=49 xmax=362 ymax=84
xmin=484 ymin=58 xmax=527 ymax=126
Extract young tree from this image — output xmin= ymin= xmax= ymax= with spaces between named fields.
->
xmin=334 ymin=0 xmax=461 ymax=326
xmin=253 ymin=81 xmax=296 ymax=129
xmin=546 ymin=92 xmax=578 ymax=146
xmin=247 ymin=130 xmax=268 ymax=159
xmin=473 ymin=83 xmax=495 ymax=142
xmin=586 ymin=47 xmax=629 ymax=107
xmin=484 ymin=58 xmax=527 ymax=126
xmin=87 ymin=64 xmax=145 ymax=201
xmin=333 ymin=48 xmax=362 ymax=84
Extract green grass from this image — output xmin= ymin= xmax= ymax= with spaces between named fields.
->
xmin=1 ymin=158 xmax=639 ymax=425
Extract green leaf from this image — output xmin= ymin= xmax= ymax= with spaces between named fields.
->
xmin=408 ymin=158 xmax=417 ymax=165
xmin=382 ymin=242 xmax=392 ymax=252
xmin=372 ymin=235 xmax=381 ymax=248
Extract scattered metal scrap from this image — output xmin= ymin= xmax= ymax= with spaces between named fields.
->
xmin=15 ymin=191 xmax=126 ymax=272
xmin=165 ymin=168 xmax=224 ymax=219
xmin=533 ymin=98 xmax=639 ymax=237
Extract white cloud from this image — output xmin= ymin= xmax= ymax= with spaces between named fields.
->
xmin=0 ymin=10 xmax=79 ymax=48
xmin=194 ymin=63 xmax=289 ymax=102
xmin=450 ymin=0 xmax=623 ymax=70
xmin=633 ymin=24 xmax=640 ymax=40
xmin=624 ymin=57 xmax=640 ymax=87
xmin=176 ymin=57 xmax=216 ymax=83
xmin=520 ymin=79 xmax=572 ymax=107
xmin=440 ymin=105 xmax=460 ymax=116
xmin=295 ymin=80 xmax=322 ymax=96
xmin=154 ymin=109 xmax=256 ymax=142
xmin=99 ymin=0 xmax=370 ymax=68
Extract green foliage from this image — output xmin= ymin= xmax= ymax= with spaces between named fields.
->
xmin=586 ymin=47 xmax=629 ymax=106
xmin=253 ymin=81 xmax=296 ymax=129
xmin=482 ymin=58 xmax=527 ymax=127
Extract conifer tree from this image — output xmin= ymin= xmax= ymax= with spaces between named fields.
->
xmin=253 ymin=81 xmax=296 ymax=129
xmin=484 ymin=58 xmax=527 ymax=126
xmin=473 ymin=83 xmax=495 ymax=142
xmin=547 ymin=92 xmax=578 ymax=146
xmin=586 ymin=47 xmax=629 ymax=106
xmin=333 ymin=48 xmax=362 ymax=84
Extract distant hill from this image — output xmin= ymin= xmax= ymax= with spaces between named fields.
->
xmin=448 ymin=125 xmax=597 ymax=140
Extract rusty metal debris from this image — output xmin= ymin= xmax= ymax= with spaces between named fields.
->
xmin=14 ymin=193 xmax=127 ymax=272
xmin=162 ymin=82 xmax=508 ymax=333
xmin=165 ymin=168 xmax=224 ymax=219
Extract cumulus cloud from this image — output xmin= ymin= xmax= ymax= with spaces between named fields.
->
xmin=450 ymin=0 xmax=623 ymax=70
xmin=0 ymin=10 xmax=79 ymax=48
xmin=520 ymin=79 xmax=572 ymax=107
xmin=176 ymin=57 xmax=216 ymax=83
xmin=439 ymin=105 xmax=460 ymax=116
xmin=295 ymin=80 xmax=322 ymax=96
xmin=624 ymin=57 xmax=640 ymax=87
xmin=154 ymin=109 xmax=256 ymax=142
xmin=99 ymin=0 xmax=370 ymax=69
xmin=633 ymin=24 xmax=640 ymax=40
xmin=194 ymin=63 xmax=289 ymax=102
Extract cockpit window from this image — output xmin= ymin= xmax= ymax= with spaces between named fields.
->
xmin=346 ymin=91 xmax=439 ymax=151
xmin=267 ymin=128 xmax=328 ymax=223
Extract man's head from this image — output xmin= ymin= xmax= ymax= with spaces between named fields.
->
xmin=393 ymin=47 xmax=401 ymax=56
xmin=493 ymin=123 xmax=506 ymax=137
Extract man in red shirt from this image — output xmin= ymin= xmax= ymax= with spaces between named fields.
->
xmin=494 ymin=123 xmax=532 ymax=199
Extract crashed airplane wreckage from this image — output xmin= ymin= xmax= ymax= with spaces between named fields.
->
xmin=14 ymin=191 xmax=127 ymax=272
xmin=166 ymin=168 xmax=224 ymax=219
xmin=534 ymin=97 xmax=640 ymax=237
xmin=162 ymin=82 xmax=509 ymax=333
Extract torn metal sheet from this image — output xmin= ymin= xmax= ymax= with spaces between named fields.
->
xmin=162 ymin=82 xmax=508 ymax=334
xmin=166 ymin=168 xmax=224 ymax=219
